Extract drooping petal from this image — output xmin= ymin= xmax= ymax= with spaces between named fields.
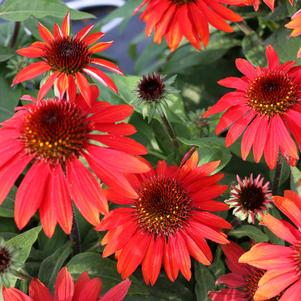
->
xmin=29 ymin=279 xmax=52 ymax=301
xmin=15 ymin=161 xmax=50 ymax=230
xmin=100 ymin=279 xmax=131 ymax=301
xmin=12 ymin=62 xmax=51 ymax=85
xmin=54 ymin=267 xmax=74 ymax=301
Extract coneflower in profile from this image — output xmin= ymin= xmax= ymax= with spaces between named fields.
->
xmin=135 ymin=73 xmax=176 ymax=122
xmin=226 ymin=174 xmax=272 ymax=224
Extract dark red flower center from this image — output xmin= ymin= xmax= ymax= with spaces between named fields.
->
xmin=137 ymin=74 xmax=165 ymax=102
xmin=247 ymin=72 xmax=297 ymax=116
xmin=135 ymin=177 xmax=192 ymax=236
xmin=239 ymin=185 xmax=265 ymax=211
xmin=44 ymin=37 xmax=91 ymax=74
xmin=244 ymin=268 xmax=281 ymax=300
xmin=0 ymin=247 xmax=11 ymax=273
xmin=22 ymin=100 xmax=90 ymax=164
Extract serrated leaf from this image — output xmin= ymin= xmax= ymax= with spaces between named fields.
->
xmin=0 ymin=0 xmax=94 ymax=22
xmin=229 ymin=225 xmax=269 ymax=242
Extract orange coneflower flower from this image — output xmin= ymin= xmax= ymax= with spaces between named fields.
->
xmin=3 ymin=267 xmax=131 ymax=301
xmin=134 ymin=0 xmax=243 ymax=51
xmin=239 ymin=190 xmax=301 ymax=300
xmin=209 ymin=242 xmax=282 ymax=301
xmin=204 ymin=45 xmax=301 ymax=169
xmin=98 ymin=151 xmax=231 ymax=285
xmin=0 ymin=86 xmax=149 ymax=237
xmin=13 ymin=12 xmax=123 ymax=105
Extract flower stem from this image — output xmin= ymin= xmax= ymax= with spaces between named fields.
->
xmin=160 ymin=113 xmax=179 ymax=151
xmin=69 ymin=207 xmax=81 ymax=254
xmin=9 ymin=22 xmax=21 ymax=48
xmin=272 ymin=157 xmax=283 ymax=195
xmin=237 ymin=22 xmax=254 ymax=35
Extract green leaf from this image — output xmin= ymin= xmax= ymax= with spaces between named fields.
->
xmin=38 ymin=242 xmax=73 ymax=288
xmin=0 ymin=47 xmax=15 ymax=62
xmin=0 ymin=186 xmax=15 ymax=218
xmin=266 ymin=28 xmax=301 ymax=63
xmin=242 ymin=33 xmax=266 ymax=66
xmin=194 ymin=262 xmax=215 ymax=301
xmin=229 ymin=225 xmax=269 ymax=242
xmin=6 ymin=226 xmax=41 ymax=264
xmin=0 ymin=0 xmax=94 ymax=22
xmin=290 ymin=166 xmax=301 ymax=194
xmin=67 ymin=252 xmax=149 ymax=296
xmin=178 ymin=137 xmax=232 ymax=172
xmin=0 ymin=71 xmax=22 ymax=122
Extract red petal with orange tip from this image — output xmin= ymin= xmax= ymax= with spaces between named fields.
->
xmin=91 ymin=58 xmax=123 ymax=75
xmin=16 ymin=46 xmax=44 ymax=58
xmin=37 ymin=71 xmax=59 ymax=101
xmin=38 ymin=22 xmax=54 ymax=43
xmin=83 ymin=66 xmax=118 ymax=93
xmin=12 ymin=61 xmax=51 ymax=86
xmin=89 ymin=41 xmax=113 ymax=53
xmin=75 ymin=72 xmax=92 ymax=106
xmin=61 ymin=11 xmax=70 ymax=37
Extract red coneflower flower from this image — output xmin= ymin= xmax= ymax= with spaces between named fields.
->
xmin=209 ymin=242 xmax=282 ymax=301
xmin=13 ymin=12 xmax=123 ymax=105
xmin=204 ymin=45 xmax=301 ymax=169
xmin=286 ymin=9 xmax=301 ymax=58
xmin=0 ymin=86 xmax=149 ymax=237
xmin=240 ymin=0 xmax=294 ymax=11
xmin=2 ymin=267 xmax=131 ymax=301
xmin=226 ymin=174 xmax=272 ymax=224
xmin=98 ymin=151 xmax=231 ymax=285
xmin=134 ymin=0 xmax=243 ymax=51
xmin=239 ymin=190 xmax=301 ymax=300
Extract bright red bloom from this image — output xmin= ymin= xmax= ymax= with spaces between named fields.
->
xmin=0 ymin=86 xmax=149 ymax=237
xmin=286 ymin=9 xmax=301 ymax=58
xmin=204 ymin=45 xmax=301 ymax=169
xmin=98 ymin=151 xmax=230 ymax=285
xmin=209 ymin=242 xmax=281 ymax=301
xmin=2 ymin=267 xmax=131 ymax=301
xmin=134 ymin=0 xmax=243 ymax=51
xmin=239 ymin=190 xmax=301 ymax=300
xmin=13 ymin=12 xmax=123 ymax=106
xmin=239 ymin=0 xmax=294 ymax=11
